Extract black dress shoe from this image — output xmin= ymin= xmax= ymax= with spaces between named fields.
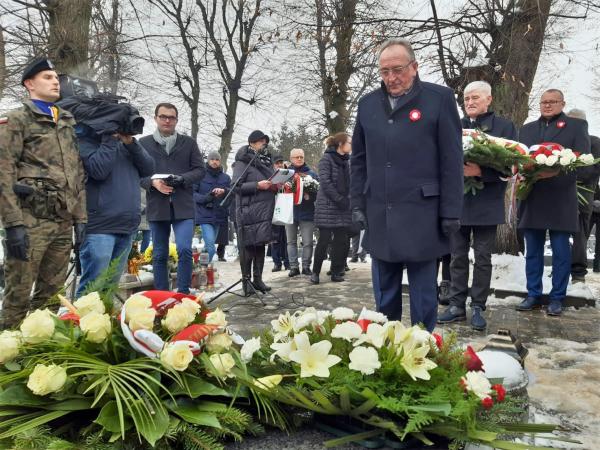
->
xmin=344 ymin=264 xmax=350 ymax=272
xmin=331 ymin=274 xmax=345 ymax=282
xmin=350 ymin=256 xmax=358 ymax=263
xmin=310 ymin=273 xmax=320 ymax=284
xmin=288 ymin=268 xmax=300 ymax=277
xmin=253 ymin=279 xmax=271 ymax=293
xmin=272 ymin=265 xmax=282 ymax=272
xmin=302 ymin=267 xmax=312 ymax=275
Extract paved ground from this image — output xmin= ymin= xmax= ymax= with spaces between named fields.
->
xmin=206 ymin=255 xmax=599 ymax=450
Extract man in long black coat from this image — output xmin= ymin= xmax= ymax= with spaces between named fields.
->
xmin=438 ymin=81 xmax=517 ymax=331
xmin=566 ymin=109 xmax=600 ymax=282
xmin=351 ymin=38 xmax=464 ymax=332
xmin=516 ymin=89 xmax=591 ymax=316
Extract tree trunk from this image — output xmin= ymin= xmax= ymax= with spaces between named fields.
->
xmin=219 ymin=89 xmax=240 ymax=168
xmin=44 ymin=0 xmax=92 ymax=76
xmin=105 ymin=0 xmax=121 ymax=94
xmin=0 ymin=27 xmax=5 ymax=98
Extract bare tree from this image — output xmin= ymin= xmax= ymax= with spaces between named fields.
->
xmin=0 ymin=26 xmax=5 ymax=98
xmin=196 ymin=0 xmax=267 ymax=164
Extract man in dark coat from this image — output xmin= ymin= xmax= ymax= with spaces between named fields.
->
xmin=350 ymin=38 xmax=464 ymax=332
xmin=516 ymin=89 xmax=591 ymax=316
xmin=270 ymin=154 xmax=290 ymax=272
xmin=140 ymin=103 xmax=204 ymax=294
xmin=232 ymin=130 xmax=276 ymax=295
xmin=286 ymin=148 xmax=319 ymax=277
xmin=566 ymin=109 xmax=600 ymax=282
xmin=193 ymin=151 xmax=231 ymax=263
xmin=438 ymin=81 xmax=517 ymax=330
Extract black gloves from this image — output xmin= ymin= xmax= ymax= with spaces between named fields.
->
xmin=165 ymin=175 xmax=185 ymax=188
xmin=5 ymin=225 xmax=29 ymax=261
xmin=74 ymin=223 xmax=86 ymax=248
xmin=352 ymin=208 xmax=368 ymax=231
xmin=441 ymin=218 xmax=461 ymax=236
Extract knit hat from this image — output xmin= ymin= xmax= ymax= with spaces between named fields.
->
xmin=272 ymin=154 xmax=285 ymax=163
xmin=248 ymin=130 xmax=270 ymax=144
xmin=207 ymin=151 xmax=221 ymax=161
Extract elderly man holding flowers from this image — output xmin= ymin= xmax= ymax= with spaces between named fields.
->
xmin=516 ymin=89 xmax=591 ymax=316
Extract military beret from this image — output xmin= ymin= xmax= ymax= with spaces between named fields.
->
xmin=21 ymin=57 xmax=56 ymax=85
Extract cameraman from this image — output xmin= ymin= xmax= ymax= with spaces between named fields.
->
xmin=75 ymin=125 xmax=154 ymax=296
xmin=140 ymin=103 xmax=204 ymax=294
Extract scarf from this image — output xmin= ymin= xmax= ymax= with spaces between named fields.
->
xmin=153 ymin=129 xmax=178 ymax=154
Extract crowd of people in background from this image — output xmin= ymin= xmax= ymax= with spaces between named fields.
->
xmin=1 ymin=37 xmax=599 ymax=334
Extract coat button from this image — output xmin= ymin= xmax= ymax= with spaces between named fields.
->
xmin=386 ymin=162 xmax=392 ymax=168
xmin=388 ymin=119 xmax=393 ymax=124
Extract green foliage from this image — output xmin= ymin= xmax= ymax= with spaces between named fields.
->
xmin=270 ymin=120 xmax=326 ymax=168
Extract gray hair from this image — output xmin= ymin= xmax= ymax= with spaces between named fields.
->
xmin=464 ymin=81 xmax=492 ymax=96
xmin=567 ymin=108 xmax=586 ymax=120
xmin=377 ymin=38 xmax=415 ymax=61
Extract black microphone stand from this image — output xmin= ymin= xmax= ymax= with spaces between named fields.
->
xmin=209 ymin=146 xmax=266 ymax=305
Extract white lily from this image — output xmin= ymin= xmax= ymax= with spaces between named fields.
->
xmin=270 ymin=338 xmax=297 ymax=363
xmin=331 ymin=321 xmax=363 ymax=342
xmin=270 ymin=311 xmax=296 ymax=341
xmin=349 ymin=346 xmax=381 ymax=375
xmin=293 ymin=307 xmax=329 ymax=332
xmin=354 ymin=323 xmax=387 ymax=348
xmin=289 ymin=332 xmax=341 ymax=378
xmin=400 ymin=343 xmax=437 ymax=381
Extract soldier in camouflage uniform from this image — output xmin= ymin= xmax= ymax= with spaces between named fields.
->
xmin=0 ymin=58 xmax=87 ymax=329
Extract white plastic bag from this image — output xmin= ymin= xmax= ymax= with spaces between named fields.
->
xmin=272 ymin=193 xmax=294 ymax=225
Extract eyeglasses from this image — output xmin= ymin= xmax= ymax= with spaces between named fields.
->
xmin=540 ymin=100 xmax=563 ymax=106
xmin=291 ymin=155 xmax=304 ymax=159
xmin=157 ymin=115 xmax=178 ymax=121
xmin=379 ymin=61 xmax=414 ymax=78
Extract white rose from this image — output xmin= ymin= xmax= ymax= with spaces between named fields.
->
xmin=331 ymin=307 xmax=355 ymax=321
xmin=179 ymin=298 xmax=201 ymax=317
xmin=534 ymin=154 xmax=547 ymax=164
xmin=128 ymin=308 xmax=156 ymax=331
xmin=124 ymin=294 xmax=152 ymax=321
xmin=205 ymin=308 xmax=227 ymax=327
xmin=209 ymin=353 xmax=235 ymax=378
xmin=551 ymin=149 xmax=561 ymax=156
xmin=206 ymin=332 xmax=233 ymax=353
xmin=79 ymin=312 xmax=112 ymax=343
xmin=462 ymin=136 xmax=474 ymax=151
xmin=27 ymin=364 xmax=67 ymax=396
xmin=162 ymin=303 xmax=195 ymax=334
xmin=293 ymin=307 xmax=329 ymax=332
xmin=331 ymin=321 xmax=363 ymax=342
xmin=559 ymin=155 xmax=572 ymax=166
xmin=73 ymin=292 xmax=105 ymax=317
xmin=0 ymin=331 xmax=21 ymax=364
xmin=462 ymin=370 xmax=492 ymax=400
xmin=580 ymin=154 xmax=595 ymax=165
xmin=358 ymin=307 xmax=388 ymax=324
xmin=20 ymin=309 xmax=55 ymax=344
xmin=160 ymin=342 xmax=194 ymax=371
xmin=349 ymin=346 xmax=381 ymax=375
xmin=240 ymin=337 xmax=261 ymax=363
xmin=545 ymin=155 xmax=558 ymax=166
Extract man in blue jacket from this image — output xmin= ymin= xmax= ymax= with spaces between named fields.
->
xmin=286 ymin=148 xmax=319 ymax=277
xmin=193 ymin=151 xmax=231 ymax=262
xmin=438 ymin=80 xmax=517 ymax=330
xmin=350 ymin=38 xmax=463 ymax=332
xmin=76 ymin=126 xmax=155 ymax=296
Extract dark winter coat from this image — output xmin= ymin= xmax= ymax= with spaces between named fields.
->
xmin=193 ymin=165 xmax=231 ymax=226
xmin=78 ymin=130 xmax=155 ymax=234
xmin=460 ymin=111 xmax=517 ymax=226
xmin=232 ymin=145 xmax=276 ymax=246
xmin=314 ymin=147 xmax=353 ymax=229
xmin=518 ymin=112 xmax=591 ymax=233
xmin=350 ymin=76 xmax=464 ymax=262
xmin=577 ymin=134 xmax=600 ymax=215
xmin=139 ymin=134 xmax=205 ymax=222
xmin=291 ymin=163 xmax=319 ymax=222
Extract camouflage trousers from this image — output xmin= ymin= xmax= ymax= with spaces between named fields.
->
xmin=1 ymin=210 xmax=72 ymax=329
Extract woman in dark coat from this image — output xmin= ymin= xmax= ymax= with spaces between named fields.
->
xmin=231 ymin=130 xmax=276 ymax=295
xmin=193 ymin=151 xmax=231 ymax=262
xmin=311 ymin=132 xmax=353 ymax=284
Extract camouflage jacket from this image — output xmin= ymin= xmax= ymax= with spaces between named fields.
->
xmin=0 ymin=99 xmax=87 ymax=227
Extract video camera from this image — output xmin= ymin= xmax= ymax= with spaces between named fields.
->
xmin=56 ymin=75 xmax=144 ymax=135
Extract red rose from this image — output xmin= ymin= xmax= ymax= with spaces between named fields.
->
xmin=464 ymin=345 xmax=484 ymax=372
xmin=481 ymin=397 xmax=494 ymax=410
xmin=543 ymin=149 xmax=553 ymax=156
xmin=491 ymin=384 xmax=506 ymax=402
xmin=59 ymin=312 xmax=80 ymax=325
xmin=574 ymin=151 xmax=581 ymax=157
xmin=432 ymin=332 xmax=443 ymax=349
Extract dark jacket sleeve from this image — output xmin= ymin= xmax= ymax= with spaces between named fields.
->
xmin=438 ymin=90 xmax=464 ymax=219
xmin=319 ymin=156 xmax=345 ymax=205
xmin=350 ymin=106 xmax=367 ymax=210
xmin=232 ymin=161 xmax=258 ymax=196
xmin=193 ymin=182 xmax=213 ymax=205
xmin=480 ymin=168 xmax=505 ymax=183
xmin=181 ymin=143 xmax=205 ymax=186
xmin=575 ymin=120 xmax=594 ymax=184
xmin=79 ymin=134 xmax=119 ymax=181
xmin=125 ymin=140 xmax=155 ymax=177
